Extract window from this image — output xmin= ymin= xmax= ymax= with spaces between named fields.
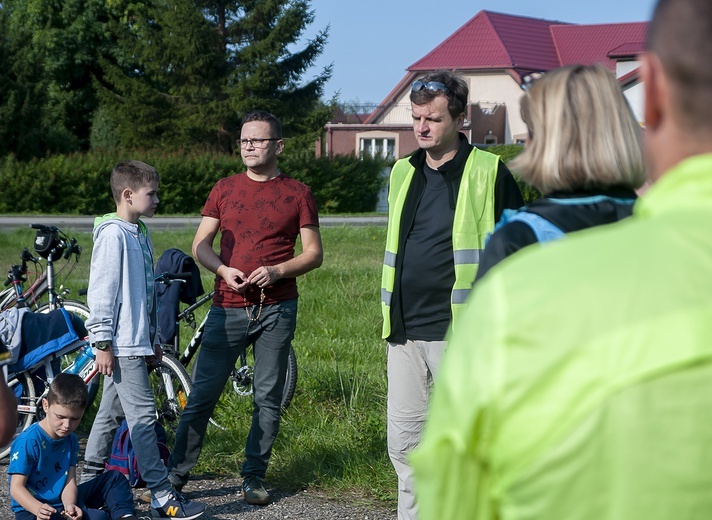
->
xmin=360 ymin=137 xmax=396 ymax=160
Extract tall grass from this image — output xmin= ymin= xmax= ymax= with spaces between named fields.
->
xmin=0 ymin=224 xmax=395 ymax=506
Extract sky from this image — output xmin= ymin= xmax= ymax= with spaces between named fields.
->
xmin=300 ymin=0 xmax=658 ymax=105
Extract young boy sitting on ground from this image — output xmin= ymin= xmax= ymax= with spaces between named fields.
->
xmin=8 ymin=373 xmax=146 ymax=520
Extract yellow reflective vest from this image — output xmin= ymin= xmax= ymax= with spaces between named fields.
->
xmin=381 ymin=147 xmax=501 ymax=339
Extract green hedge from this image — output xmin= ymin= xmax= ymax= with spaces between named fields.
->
xmin=0 ymin=151 xmax=387 ymax=215
xmin=477 ymin=144 xmax=542 ymax=205
xmin=0 ymin=144 xmax=535 ymax=215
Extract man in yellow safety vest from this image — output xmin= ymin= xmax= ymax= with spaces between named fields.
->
xmin=381 ymin=70 xmax=523 ymax=519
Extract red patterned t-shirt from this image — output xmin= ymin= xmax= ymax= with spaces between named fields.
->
xmin=201 ymin=172 xmax=319 ymax=308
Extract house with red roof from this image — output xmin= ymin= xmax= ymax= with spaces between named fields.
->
xmin=319 ymin=10 xmax=647 ymax=162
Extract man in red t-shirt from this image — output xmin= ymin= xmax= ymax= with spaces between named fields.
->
xmin=168 ymin=111 xmax=323 ymax=506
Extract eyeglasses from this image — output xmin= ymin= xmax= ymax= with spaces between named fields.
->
xmin=520 ymin=72 xmax=545 ymax=91
xmin=411 ymin=80 xmax=450 ymax=94
xmin=238 ymin=138 xmax=280 ymax=148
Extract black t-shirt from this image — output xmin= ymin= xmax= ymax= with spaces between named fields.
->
xmin=400 ymin=163 xmax=455 ymax=340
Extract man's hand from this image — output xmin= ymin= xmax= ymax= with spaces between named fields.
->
xmin=94 ymin=349 xmax=115 ymax=376
xmin=247 ymin=265 xmax=282 ymax=288
xmin=219 ymin=265 xmax=250 ymax=293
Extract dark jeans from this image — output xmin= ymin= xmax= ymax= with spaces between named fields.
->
xmin=169 ymin=300 xmax=297 ymax=481
xmin=14 ymin=470 xmax=134 ymax=520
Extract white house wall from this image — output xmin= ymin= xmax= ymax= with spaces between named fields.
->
xmin=623 ymin=82 xmax=645 ymax=126
xmin=465 ymin=73 xmax=528 ymax=144
xmin=616 ymin=60 xmax=640 ymax=78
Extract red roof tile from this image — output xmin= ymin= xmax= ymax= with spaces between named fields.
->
xmin=551 ymin=23 xmax=648 ymax=69
xmin=409 ymin=11 xmax=566 ymax=73
xmin=407 ymin=12 xmax=647 ymax=75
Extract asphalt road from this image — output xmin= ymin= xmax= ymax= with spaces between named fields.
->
xmin=0 ymin=215 xmax=387 ymax=233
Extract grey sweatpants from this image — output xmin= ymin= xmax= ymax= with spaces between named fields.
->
xmin=387 ymin=340 xmax=447 ymax=520
xmin=83 ymin=355 xmax=173 ymax=497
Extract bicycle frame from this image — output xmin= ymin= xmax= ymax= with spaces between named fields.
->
xmin=174 ymin=291 xmax=214 ymax=366
xmin=11 ymin=338 xmax=99 ymax=417
xmin=0 ymin=270 xmax=48 ymax=311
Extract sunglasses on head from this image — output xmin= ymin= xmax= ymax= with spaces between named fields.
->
xmin=520 ymin=72 xmax=545 ymax=91
xmin=411 ymin=80 xmax=450 ymax=93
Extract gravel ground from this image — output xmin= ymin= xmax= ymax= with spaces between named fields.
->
xmin=0 ymin=463 xmax=396 ymax=519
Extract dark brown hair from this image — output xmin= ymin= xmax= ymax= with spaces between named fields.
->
xmin=410 ymin=70 xmax=468 ymax=119
xmin=46 ymin=373 xmax=88 ymax=410
xmin=242 ymin=110 xmax=283 ymax=139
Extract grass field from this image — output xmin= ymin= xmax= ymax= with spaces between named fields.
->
xmin=0 ymin=224 xmax=395 ymax=506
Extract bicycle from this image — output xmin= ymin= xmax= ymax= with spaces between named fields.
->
xmin=1 ymin=224 xmax=86 ymax=315
xmin=1 ymin=224 xmax=96 ymax=396
xmin=0 ymin=308 xmax=98 ymax=459
xmin=1 ymin=244 xmax=192 ymax=454
xmin=0 ymin=306 xmax=193 ymax=457
xmin=155 ymin=268 xmax=298 ymax=429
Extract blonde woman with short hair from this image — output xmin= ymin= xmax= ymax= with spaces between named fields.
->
xmin=475 ymin=64 xmax=645 ymax=281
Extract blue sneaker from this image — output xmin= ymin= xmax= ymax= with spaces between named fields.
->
xmin=150 ymin=492 xmax=206 ymax=519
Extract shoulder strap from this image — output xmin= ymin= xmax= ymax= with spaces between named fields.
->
xmin=497 ymin=210 xmax=566 ymax=243
xmin=546 ymin=195 xmax=636 ymax=206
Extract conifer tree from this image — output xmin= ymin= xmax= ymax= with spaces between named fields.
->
xmin=0 ymin=0 xmax=110 ymax=159
xmin=98 ymin=0 xmax=331 ymax=152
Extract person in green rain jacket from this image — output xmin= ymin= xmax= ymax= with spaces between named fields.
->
xmin=411 ymin=0 xmax=712 ymax=518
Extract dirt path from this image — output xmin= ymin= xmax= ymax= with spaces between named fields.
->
xmin=0 ymin=464 xmax=396 ymax=519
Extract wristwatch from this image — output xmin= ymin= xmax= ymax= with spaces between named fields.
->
xmin=93 ymin=340 xmax=112 ymax=351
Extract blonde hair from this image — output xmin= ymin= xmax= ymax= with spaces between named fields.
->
xmin=509 ymin=64 xmax=644 ymax=193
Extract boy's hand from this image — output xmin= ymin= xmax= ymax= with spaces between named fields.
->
xmin=95 ymin=349 xmax=115 ymax=376
xmin=35 ymin=502 xmax=57 ymax=520
xmin=61 ymin=505 xmax=83 ymax=519
xmin=154 ymin=343 xmax=163 ymax=362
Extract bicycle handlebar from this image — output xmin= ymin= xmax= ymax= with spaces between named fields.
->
xmin=30 ymin=223 xmax=59 ymax=232
xmin=64 ymin=237 xmax=82 ymax=260
xmin=20 ymin=248 xmax=38 ymax=264
xmin=155 ymin=272 xmax=192 ymax=284
xmin=28 ymin=223 xmax=82 ymax=261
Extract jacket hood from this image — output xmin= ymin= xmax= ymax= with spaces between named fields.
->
xmin=93 ymin=213 xmax=147 ymax=240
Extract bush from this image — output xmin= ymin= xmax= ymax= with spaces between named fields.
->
xmin=0 ymin=150 xmax=387 ymax=215
xmin=480 ymin=143 xmax=542 ymax=205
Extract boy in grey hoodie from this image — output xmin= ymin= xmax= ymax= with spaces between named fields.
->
xmin=82 ymin=160 xmax=206 ymax=519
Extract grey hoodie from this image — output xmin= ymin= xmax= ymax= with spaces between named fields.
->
xmin=85 ymin=214 xmax=157 ymax=357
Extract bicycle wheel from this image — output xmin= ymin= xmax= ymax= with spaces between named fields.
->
xmin=0 ymin=372 xmax=37 ymax=459
xmin=230 ymin=344 xmax=298 ymax=409
xmin=36 ymin=301 xmax=100 ymax=406
xmin=148 ymin=353 xmax=192 ymax=447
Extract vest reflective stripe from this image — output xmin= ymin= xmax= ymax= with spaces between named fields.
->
xmin=382 ymin=288 xmax=392 ymax=306
xmin=453 ymin=249 xmax=481 ymax=265
xmin=381 ymin=147 xmax=501 ymax=338
xmin=451 ymin=288 xmax=472 ymax=305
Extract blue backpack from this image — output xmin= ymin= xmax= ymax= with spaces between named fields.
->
xmin=105 ymin=419 xmax=171 ymax=488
